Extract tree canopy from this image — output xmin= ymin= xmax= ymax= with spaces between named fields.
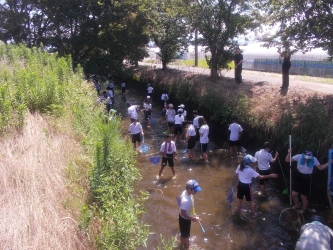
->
xmin=0 ymin=0 xmax=151 ymax=74
xmin=0 ymin=0 xmax=332 ymax=75
xmin=149 ymin=0 xmax=191 ymax=70
xmin=184 ymin=0 xmax=261 ymax=78
xmin=261 ymin=0 xmax=333 ymax=60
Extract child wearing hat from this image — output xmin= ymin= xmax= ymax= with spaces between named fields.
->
xmin=165 ymin=104 xmax=176 ymax=135
xmin=235 ymin=155 xmax=278 ymax=215
xmin=142 ymin=96 xmax=152 ymax=127
xmin=158 ymin=134 xmax=177 ymax=178
xmin=286 ymin=149 xmax=329 ymax=213
xmin=178 ymin=179 xmax=201 ymax=250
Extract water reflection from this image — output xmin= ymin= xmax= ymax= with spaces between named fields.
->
xmin=113 ymin=86 xmax=326 ymax=250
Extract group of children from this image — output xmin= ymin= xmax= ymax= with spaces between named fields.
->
xmin=90 ymin=77 xmax=332 ymax=250
xmin=91 ymin=75 xmax=127 ymax=113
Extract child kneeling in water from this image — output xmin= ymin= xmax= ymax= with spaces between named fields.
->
xmin=235 ymin=155 xmax=278 ymax=215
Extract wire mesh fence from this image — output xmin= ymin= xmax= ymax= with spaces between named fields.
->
xmin=146 ymin=49 xmax=333 ymax=78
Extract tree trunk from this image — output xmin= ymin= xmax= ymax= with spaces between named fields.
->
xmin=210 ymin=67 xmax=219 ymax=79
xmin=162 ymin=60 xmax=167 ymax=70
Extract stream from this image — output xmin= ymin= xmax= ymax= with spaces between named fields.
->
xmin=112 ymin=84 xmax=331 ymax=250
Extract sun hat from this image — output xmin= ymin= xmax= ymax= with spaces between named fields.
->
xmin=168 ymin=103 xmax=173 ymax=107
xmin=178 ymin=104 xmax=185 ymax=108
xmin=147 ymin=96 xmax=151 ymax=99
xmin=243 ymin=155 xmax=257 ymax=163
xmin=186 ymin=179 xmax=202 ymax=192
xmin=304 ymin=150 xmax=313 ymax=159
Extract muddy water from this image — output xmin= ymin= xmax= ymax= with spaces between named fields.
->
xmin=114 ymin=87 xmax=310 ymax=250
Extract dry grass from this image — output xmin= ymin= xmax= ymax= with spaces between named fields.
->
xmin=135 ymin=67 xmax=325 ymax=124
xmin=0 ymin=112 xmax=92 ymax=250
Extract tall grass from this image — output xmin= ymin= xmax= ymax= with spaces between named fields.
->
xmin=0 ymin=44 xmax=148 ymax=249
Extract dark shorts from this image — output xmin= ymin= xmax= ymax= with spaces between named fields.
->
xmin=229 ymin=140 xmax=240 ymax=147
xmin=292 ymin=171 xmax=312 ymax=197
xmin=174 ymin=124 xmax=182 ymax=135
xmin=168 ymin=122 xmax=175 ymax=128
xmin=259 ymin=169 xmax=270 ymax=185
xmin=237 ymin=181 xmax=253 ymax=201
xmin=187 ymin=136 xmax=196 ymax=149
xmin=145 ymin=111 xmax=151 ymax=120
xmin=122 ymin=87 xmax=126 ymax=93
xmin=131 ymin=133 xmax=141 ymax=143
xmin=162 ymin=154 xmax=174 ymax=167
xmin=200 ymin=143 xmax=208 ymax=153
xmin=195 ymin=128 xmax=200 ymax=141
xmin=179 ymin=214 xmax=191 ymax=238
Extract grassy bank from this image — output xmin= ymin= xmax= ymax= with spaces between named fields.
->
xmin=0 ymin=45 xmax=148 ymax=249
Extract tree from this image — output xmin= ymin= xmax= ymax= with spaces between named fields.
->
xmin=261 ymin=0 xmax=333 ymax=60
xmin=0 ymin=0 xmax=151 ymax=74
xmin=185 ymin=0 xmax=260 ymax=78
xmin=149 ymin=0 xmax=190 ymax=70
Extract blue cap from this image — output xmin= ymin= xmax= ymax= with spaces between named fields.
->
xmin=186 ymin=179 xmax=202 ymax=192
xmin=244 ymin=155 xmax=257 ymax=163
xmin=304 ymin=150 xmax=313 ymax=159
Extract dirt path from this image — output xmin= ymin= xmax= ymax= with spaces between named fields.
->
xmin=140 ymin=62 xmax=333 ymax=95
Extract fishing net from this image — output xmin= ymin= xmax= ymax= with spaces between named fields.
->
xmin=150 ymin=117 xmax=157 ymax=125
xmin=149 ymin=155 xmax=161 ymax=165
xmin=181 ymin=145 xmax=188 ymax=154
xmin=139 ymin=134 xmax=150 ymax=154
xmin=226 ymin=186 xmax=236 ymax=203
xmin=139 ymin=143 xmax=150 ymax=154
xmin=279 ymin=208 xmax=304 ymax=231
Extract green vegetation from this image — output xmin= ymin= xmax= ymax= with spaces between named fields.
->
xmin=172 ymin=58 xmax=234 ymax=69
xmin=0 ymin=44 xmax=148 ymax=249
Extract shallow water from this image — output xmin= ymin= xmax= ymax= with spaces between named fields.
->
xmin=113 ymin=86 xmax=330 ymax=250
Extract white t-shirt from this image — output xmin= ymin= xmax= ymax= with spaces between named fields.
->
xmin=128 ymin=105 xmax=139 ymax=119
xmin=166 ymin=109 xmax=176 ymax=122
xmin=235 ymin=165 xmax=259 ymax=184
xmin=105 ymin=96 xmax=112 ymax=104
xmin=179 ymin=190 xmax=195 ymax=219
xmin=108 ymin=90 xmax=114 ymax=98
xmin=147 ymin=86 xmax=153 ymax=93
xmin=193 ymin=116 xmax=202 ymax=129
xmin=174 ymin=114 xmax=184 ymax=125
xmin=229 ymin=123 xmax=243 ymax=141
xmin=177 ymin=108 xmax=187 ymax=117
xmin=108 ymin=81 xmax=115 ymax=89
xmin=199 ymin=124 xmax=209 ymax=143
xmin=121 ymin=82 xmax=126 ymax=87
xmin=295 ymin=221 xmax=333 ymax=250
xmin=128 ymin=123 xmax=142 ymax=134
xmin=292 ymin=154 xmax=320 ymax=174
xmin=161 ymin=93 xmax=169 ymax=101
xmin=143 ymin=103 xmax=152 ymax=110
xmin=187 ymin=124 xmax=196 ymax=136
xmin=160 ymin=141 xmax=177 ymax=154
xmin=255 ymin=149 xmax=274 ymax=170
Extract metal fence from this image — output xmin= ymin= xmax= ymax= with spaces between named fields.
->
xmin=146 ymin=49 xmax=333 ymax=78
